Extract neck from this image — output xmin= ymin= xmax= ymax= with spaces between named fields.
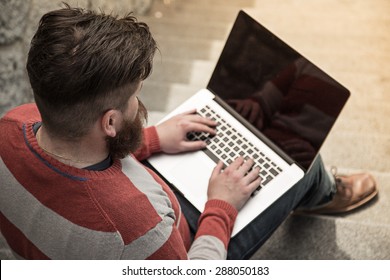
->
xmin=36 ymin=125 xmax=109 ymax=169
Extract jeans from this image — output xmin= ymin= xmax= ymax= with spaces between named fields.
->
xmin=174 ymin=155 xmax=336 ymax=259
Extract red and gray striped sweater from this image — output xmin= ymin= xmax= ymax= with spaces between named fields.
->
xmin=0 ymin=104 xmax=237 ymax=259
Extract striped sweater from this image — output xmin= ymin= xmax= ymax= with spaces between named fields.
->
xmin=0 ymin=104 xmax=237 ymax=259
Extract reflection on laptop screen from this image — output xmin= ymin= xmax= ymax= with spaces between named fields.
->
xmin=207 ymin=11 xmax=350 ymax=170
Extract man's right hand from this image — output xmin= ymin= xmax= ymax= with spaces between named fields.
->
xmin=207 ymin=157 xmax=261 ymax=211
xmin=155 ymin=109 xmax=217 ymax=154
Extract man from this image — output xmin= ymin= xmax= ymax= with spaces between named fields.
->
xmin=0 ymin=5 xmax=377 ymax=260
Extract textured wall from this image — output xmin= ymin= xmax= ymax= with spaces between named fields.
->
xmin=0 ymin=0 xmax=32 ymax=117
xmin=0 ymin=0 xmax=153 ymax=117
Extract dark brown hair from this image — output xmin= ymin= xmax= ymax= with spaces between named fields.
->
xmin=27 ymin=3 xmax=157 ymax=139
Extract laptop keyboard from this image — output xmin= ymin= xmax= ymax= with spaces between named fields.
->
xmin=187 ymin=105 xmax=283 ymax=189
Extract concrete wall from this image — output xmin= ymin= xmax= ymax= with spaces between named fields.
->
xmin=0 ymin=0 xmax=153 ymax=117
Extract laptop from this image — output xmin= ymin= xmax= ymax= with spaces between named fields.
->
xmin=147 ymin=10 xmax=350 ymax=236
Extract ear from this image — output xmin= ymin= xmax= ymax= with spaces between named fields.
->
xmin=101 ymin=109 xmax=120 ymax=138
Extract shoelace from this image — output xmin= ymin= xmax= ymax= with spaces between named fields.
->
xmin=331 ymin=166 xmax=344 ymax=188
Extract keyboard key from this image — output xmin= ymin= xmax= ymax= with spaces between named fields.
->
xmin=262 ymin=176 xmax=273 ymax=186
xmin=270 ymin=168 xmax=279 ymax=176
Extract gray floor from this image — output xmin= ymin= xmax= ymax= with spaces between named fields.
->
xmin=1 ymin=0 xmax=389 ymax=259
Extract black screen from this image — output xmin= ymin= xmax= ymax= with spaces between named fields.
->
xmin=207 ymin=11 xmax=350 ymax=170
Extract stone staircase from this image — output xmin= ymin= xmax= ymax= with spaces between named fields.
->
xmin=138 ymin=0 xmax=390 ymax=259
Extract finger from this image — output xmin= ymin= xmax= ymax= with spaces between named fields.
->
xmin=186 ymin=122 xmax=217 ymax=135
xmin=243 ymin=167 xmax=261 ymax=185
xmin=249 ymin=104 xmax=260 ymax=123
xmin=225 ymin=156 xmax=245 ymax=171
xmin=180 ymin=115 xmax=218 ymax=130
xmin=238 ymin=158 xmax=255 ymax=174
xmin=235 ymin=101 xmax=244 ymax=114
xmin=189 ymin=114 xmax=218 ymax=125
xmin=177 ymin=109 xmax=197 ymax=116
xmin=247 ymin=177 xmax=262 ymax=194
xmin=211 ymin=160 xmax=224 ymax=177
xmin=227 ymin=99 xmax=239 ymax=107
xmin=240 ymin=103 xmax=251 ymax=118
xmin=180 ymin=140 xmax=207 ymax=152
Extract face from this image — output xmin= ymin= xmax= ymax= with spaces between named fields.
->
xmin=106 ymin=82 xmax=148 ymax=159
xmin=125 ymin=82 xmax=142 ymax=122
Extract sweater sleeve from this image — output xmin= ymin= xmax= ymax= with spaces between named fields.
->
xmin=133 ymin=126 xmax=161 ymax=161
xmin=188 ymin=199 xmax=237 ymax=260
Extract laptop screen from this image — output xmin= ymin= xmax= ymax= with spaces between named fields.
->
xmin=207 ymin=11 xmax=350 ymax=170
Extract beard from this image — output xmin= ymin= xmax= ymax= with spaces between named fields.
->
xmin=106 ymin=100 xmax=148 ymax=159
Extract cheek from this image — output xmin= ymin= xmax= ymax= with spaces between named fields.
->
xmin=127 ymin=97 xmax=139 ymax=121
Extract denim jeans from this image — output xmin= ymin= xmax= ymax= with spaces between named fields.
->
xmin=174 ymin=155 xmax=336 ymax=259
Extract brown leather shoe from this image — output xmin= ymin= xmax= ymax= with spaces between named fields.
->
xmin=303 ymin=168 xmax=378 ymax=214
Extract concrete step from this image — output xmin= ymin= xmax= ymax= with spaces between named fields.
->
xmin=178 ymin=0 xmax=256 ymax=9
xmin=141 ymin=81 xmax=201 ymax=112
xmin=321 ymin=132 xmax=390 ymax=172
xmin=152 ymin=34 xmax=224 ymax=61
xmin=250 ymin=213 xmax=390 ymax=259
xmin=138 ymin=16 xmax=230 ymax=40
xmin=149 ymin=57 xmax=214 ymax=86
xmin=146 ymin=0 xmax=253 ymax=23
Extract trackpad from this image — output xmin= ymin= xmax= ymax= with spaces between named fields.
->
xmin=170 ymin=152 xmax=216 ymax=212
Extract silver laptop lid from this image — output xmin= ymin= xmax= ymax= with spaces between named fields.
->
xmin=207 ymin=10 xmax=350 ymax=170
